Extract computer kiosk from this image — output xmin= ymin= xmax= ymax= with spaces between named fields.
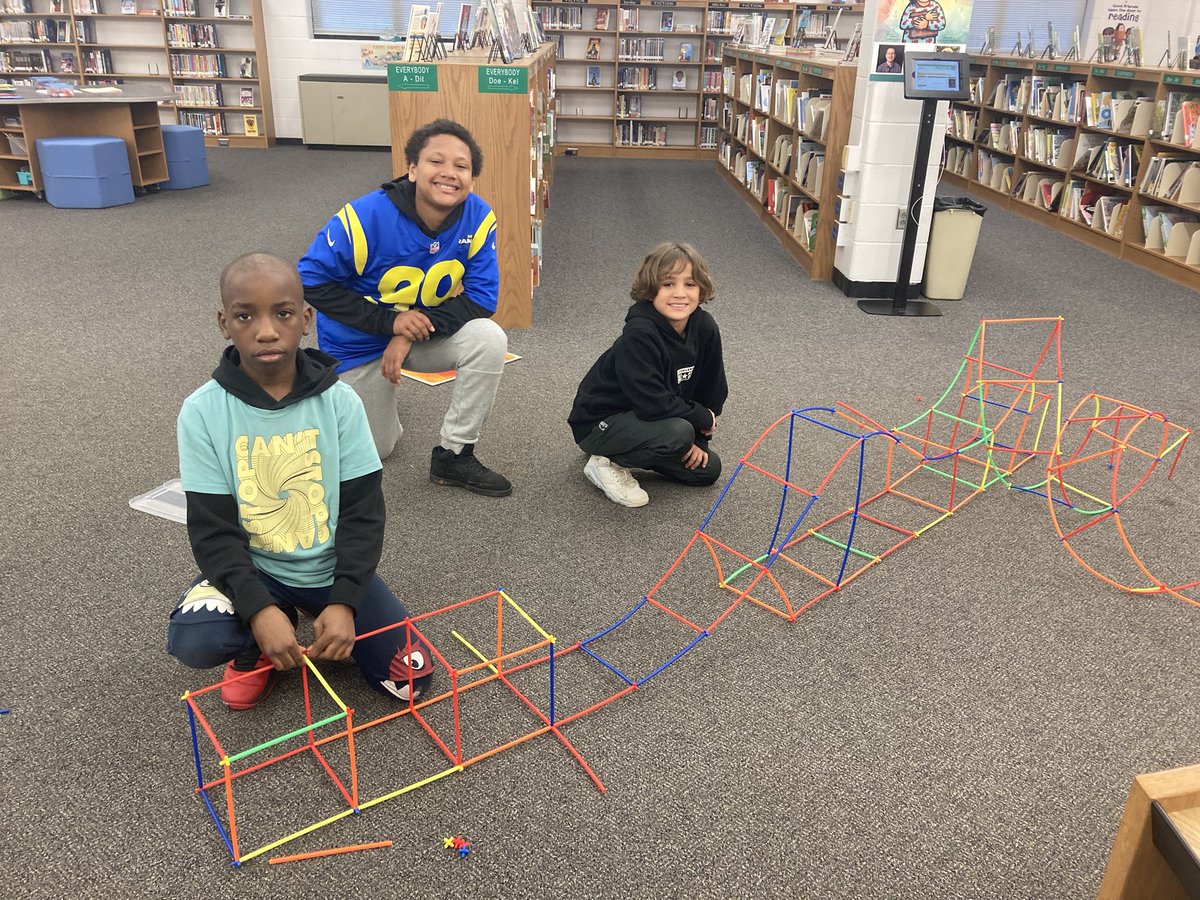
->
xmin=858 ymin=52 xmax=972 ymax=318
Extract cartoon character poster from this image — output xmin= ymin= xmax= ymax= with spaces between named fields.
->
xmin=875 ymin=0 xmax=971 ymax=46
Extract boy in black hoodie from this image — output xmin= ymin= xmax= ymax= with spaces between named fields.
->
xmin=568 ymin=241 xmax=728 ymax=508
xmin=167 ymin=253 xmax=434 ymax=711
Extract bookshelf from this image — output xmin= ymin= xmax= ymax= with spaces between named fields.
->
xmin=715 ymin=45 xmax=854 ymax=279
xmin=386 ymin=43 xmax=556 ymax=329
xmin=163 ymin=0 xmax=272 ymax=147
xmin=942 ymin=54 xmax=1200 ymax=292
xmin=534 ymin=0 xmax=861 ymax=157
xmin=0 ymin=0 xmax=273 ymax=148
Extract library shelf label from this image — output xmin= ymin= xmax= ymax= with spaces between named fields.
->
xmin=388 ymin=63 xmax=437 ymax=91
xmin=479 ymin=66 xmax=527 ymax=93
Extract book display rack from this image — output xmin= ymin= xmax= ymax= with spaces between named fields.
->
xmin=386 ymin=43 xmax=556 ymax=329
xmin=942 ymin=54 xmax=1200 ymax=291
xmin=715 ymin=45 xmax=854 ymax=279
xmin=534 ymin=0 xmax=860 ymax=157
xmin=0 ymin=0 xmax=273 ymax=148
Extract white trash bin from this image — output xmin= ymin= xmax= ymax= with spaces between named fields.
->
xmin=922 ymin=196 xmax=986 ymax=300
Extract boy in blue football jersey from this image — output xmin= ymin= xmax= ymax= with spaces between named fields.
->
xmin=298 ymin=119 xmax=511 ymax=497
xmin=168 ymin=253 xmax=435 ymax=710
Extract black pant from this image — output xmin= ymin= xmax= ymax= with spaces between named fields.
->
xmin=577 ymin=411 xmax=721 ymax=485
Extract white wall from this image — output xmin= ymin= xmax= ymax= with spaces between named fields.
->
xmin=261 ymin=0 xmax=370 ymax=140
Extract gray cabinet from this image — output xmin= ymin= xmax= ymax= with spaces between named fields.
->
xmin=299 ymin=75 xmax=390 ymax=147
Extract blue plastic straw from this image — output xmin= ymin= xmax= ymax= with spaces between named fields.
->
xmin=636 ymin=630 xmax=708 ymax=686
xmin=578 ymin=643 xmax=634 ymax=686
xmin=199 ymin=786 xmax=235 ymax=859
xmin=186 ymin=701 xmax=205 ymax=791
xmin=581 ymin=596 xmax=648 ymax=647
xmin=548 ymin=641 xmax=556 ymax=726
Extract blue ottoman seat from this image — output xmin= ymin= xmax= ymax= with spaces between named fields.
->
xmin=160 ymin=124 xmax=209 ymax=190
xmin=36 ymin=135 xmax=134 ymax=209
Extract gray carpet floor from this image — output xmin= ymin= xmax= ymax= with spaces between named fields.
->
xmin=1 ymin=146 xmax=1198 ymax=899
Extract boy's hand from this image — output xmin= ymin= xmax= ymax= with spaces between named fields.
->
xmin=681 ymin=444 xmax=709 ymax=470
xmin=249 ymin=606 xmax=306 ymax=671
xmin=381 ymin=335 xmax=413 ymax=384
xmin=701 ymin=409 xmax=717 ymax=437
xmin=392 ymin=310 xmax=435 ymax=341
xmin=308 ymin=604 xmax=356 ymax=662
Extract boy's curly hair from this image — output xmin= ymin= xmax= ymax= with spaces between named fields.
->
xmin=630 ymin=241 xmax=715 ymax=304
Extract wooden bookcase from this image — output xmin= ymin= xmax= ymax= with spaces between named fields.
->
xmin=941 ymin=54 xmax=1200 ymax=292
xmin=386 ymin=43 xmax=556 ymax=329
xmin=0 ymin=0 xmax=273 ymax=148
xmin=714 ymin=45 xmax=854 ymax=279
xmin=533 ymin=0 xmax=861 ymax=157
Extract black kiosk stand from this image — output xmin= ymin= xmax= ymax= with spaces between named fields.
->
xmin=858 ymin=52 xmax=972 ymax=317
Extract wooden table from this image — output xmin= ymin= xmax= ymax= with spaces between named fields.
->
xmin=0 ymin=84 xmax=173 ymax=195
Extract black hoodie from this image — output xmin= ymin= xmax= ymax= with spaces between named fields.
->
xmin=568 ymin=302 xmax=728 ymax=445
xmin=182 ymin=347 xmax=386 ymax=624
xmin=302 ymin=178 xmax=494 ymax=339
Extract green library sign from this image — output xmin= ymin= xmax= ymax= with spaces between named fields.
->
xmin=1053 ymin=64 xmax=1071 ymax=72
xmin=388 ymin=64 xmax=437 ymax=91
xmin=1005 ymin=59 xmax=1018 ymax=66
xmin=479 ymin=66 xmax=528 ymax=93
xmin=1091 ymin=66 xmax=1109 ymax=76
xmin=1165 ymin=74 xmax=1183 ymax=84
xmin=800 ymin=64 xmax=824 ymax=75
xmin=1114 ymin=69 xmax=1136 ymax=78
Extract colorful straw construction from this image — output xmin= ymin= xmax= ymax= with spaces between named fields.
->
xmin=181 ymin=317 xmax=1194 ymax=866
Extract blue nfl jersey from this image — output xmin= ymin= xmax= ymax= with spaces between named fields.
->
xmin=298 ymin=189 xmax=499 ymax=371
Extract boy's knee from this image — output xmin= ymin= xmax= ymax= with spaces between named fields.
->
xmin=457 ymin=318 xmax=507 ymax=367
xmin=661 ymin=417 xmax=696 ymax=453
xmin=363 ymin=636 xmax=438 ymax=702
xmin=166 ymin=580 xmax=248 ymax=669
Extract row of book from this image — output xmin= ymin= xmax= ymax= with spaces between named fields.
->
xmin=166 ymin=23 xmax=217 ymax=48
xmin=0 ymin=18 xmax=72 ymax=43
xmin=170 ymin=51 xmax=226 ymax=77
xmin=616 ymin=66 xmax=656 ymax=90
xmin=1141 ymin=206 xmax=1200 ymax=260
xmin=617 ymin=38 xmax=665 ymax=62
xmin=949 ymin=107 xmax=977 ymax=142
xmin=979 ymin=79 xmax=1200 ymax=146
xmin=699 ymin=124 xmax=718 ymax=149
xmin=1141 ymin=157 xmax=1200 ymax=204
xmin=616 ymin=121 xmax=670 ymax=146
xmin=173 ymin=82 xmax=252 ymax=107
xmin=701 ymin=71 xmax=720 ymax=93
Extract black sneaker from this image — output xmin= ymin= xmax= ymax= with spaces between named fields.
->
xmin=430 ymin=444 xmax=512 ymax=497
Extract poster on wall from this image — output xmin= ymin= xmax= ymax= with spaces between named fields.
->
xmin=1092 ymin=0 xmax=1142 ymax=61
xmin=875 ymin=0 xmax=971 ymax=48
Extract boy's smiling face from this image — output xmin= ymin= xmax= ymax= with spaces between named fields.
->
xmin=652 ymin=262 xmax=701 ymax=335
xmin=218 ymin=265 xmax=312 ymax=386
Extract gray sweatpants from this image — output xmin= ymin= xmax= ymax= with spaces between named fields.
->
xmin=340 ymin=318 xmax=507 ymax=460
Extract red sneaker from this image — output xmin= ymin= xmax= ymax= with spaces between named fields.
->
xmin=220 ymin=651 xmax=277 ymax=711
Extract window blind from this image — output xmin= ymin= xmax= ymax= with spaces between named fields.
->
xmin=966 ymin=0 xmax=1093 ymax=54
xmin=310 ymin=0 xmax=464 ymax=40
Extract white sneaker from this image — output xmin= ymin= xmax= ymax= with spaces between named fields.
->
xmin=584 ymin=455 xmax=649 ymax=508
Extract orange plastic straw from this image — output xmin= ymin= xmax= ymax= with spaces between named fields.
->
xmin=268 ymin=841 xmax=392 ymax=865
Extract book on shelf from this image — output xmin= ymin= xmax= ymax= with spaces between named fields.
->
xmin=594 ymin=8 xmax=609 ymax=31
xmin=120 ymin=0 xmax=136 ymax=13
xmin=242 ymin=113 xmax=258 ymax=137
xmin=213 ymin=0 xmax=229 ymax=16
xmin=239 ymin=85 xmax=253 ymax=106
xmin=586 ymin=37 xmax=601 ymax=60
xmin=678 ymin=42 xmax=693 ymax=62
xmin=237 ymin=55 xmax=253 ymax=78
xmin=659 ymin=11 xmax=673 ymax=32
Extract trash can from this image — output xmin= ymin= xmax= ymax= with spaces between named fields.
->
xmin=922 ymin=196 xmax=987 ymax=300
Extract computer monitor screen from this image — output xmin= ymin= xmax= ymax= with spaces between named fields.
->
xmin=903 ymin=52 xmax=971 ymax=100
